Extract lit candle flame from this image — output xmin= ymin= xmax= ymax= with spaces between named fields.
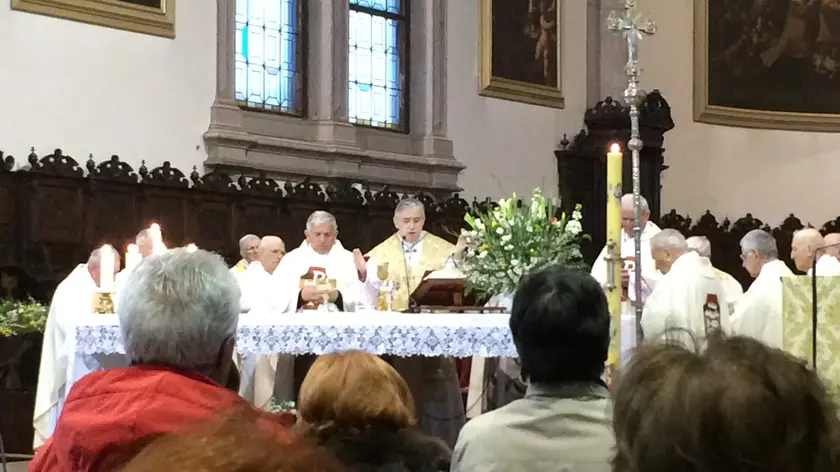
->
xmin=186 ymin=243 xmax=198 ymax=252
xmin=610 ymin=143 xmax=621 ymax=153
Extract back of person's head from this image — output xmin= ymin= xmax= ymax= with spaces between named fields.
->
xmin=510 ymin=265 xmax=610 ymax=384
xmin=119 ymin=248 xmax=240 ymax=378
xmin=298 ymin=350 xmax=415 ymax=431
xmin=613 ymin=335 xmax=840 ymax=472
xmin=119 ymin=412 xmax=346 ymax=472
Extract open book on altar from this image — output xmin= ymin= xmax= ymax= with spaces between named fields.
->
xmin=406 ymin=267 xmax=504 ymax=312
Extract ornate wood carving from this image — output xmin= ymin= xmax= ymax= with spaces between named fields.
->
xmin=556 ymin=91 xmax=675 ymax=263
xmin=0 ymin=148 xmax=477 ymax=299
xmin=658 ymin=210 xmax=828 ymax=289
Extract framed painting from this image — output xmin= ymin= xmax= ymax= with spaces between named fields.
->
xmin=11 ymin=0 xmax=175 ymax=38
xmin=479 ymin=0 xmax=564 ymax=108
xmin=694 ymin=0 xmax=840 ymax=132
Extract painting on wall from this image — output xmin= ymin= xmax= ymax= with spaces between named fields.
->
xmin=695 ymin=0 xmax=840 ymax=132
xmin=11 ymin=0 xmax=175 ymax=38
xmin=479 ymin=0 xmax=564 ymax=108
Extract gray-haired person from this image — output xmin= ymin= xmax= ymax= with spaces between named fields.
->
xmin=31 ymin=249 xmax=281 ymax=470
xmin=730 ymin=229 xmax=793 ymax=349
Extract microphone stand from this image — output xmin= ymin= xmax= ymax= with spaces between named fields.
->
xmin=810 ymin=242 xmax=840 ymax=370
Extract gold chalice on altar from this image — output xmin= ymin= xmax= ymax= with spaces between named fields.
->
xmin=376 ymin=262 xmax=397 ymax=312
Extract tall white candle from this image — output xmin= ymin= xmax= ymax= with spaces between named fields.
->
xmin=99 ymin=244 xmax=115 ymax=291
xmin=150 ymin=223 xmax=167 ymax=255
xmin=126 ymin=244 xmax=142 ymax=270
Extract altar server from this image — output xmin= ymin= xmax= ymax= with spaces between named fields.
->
xmin=363 ymin=197 xmax=466 ymax=448
xmin=641 ymin=230 xmax=730 ymax=346
xmin=590 ymin=194 xmax=661 ymax=359
xmin=231 ymin=234 xmax=260 ymax=273
xmin=686 ymin=235 xmax=744 ymax=311
xmin=270 ymin=211 xmax=365 ymax=312
xmin=731 ymin=229 xmax=793 ymax=349
xmin=32 ymin=248 xmax=119 ymax=448
xmin=791 ymin=228 xmax=840 ymax=275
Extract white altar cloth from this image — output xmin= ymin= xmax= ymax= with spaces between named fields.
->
xmin=73 ymin=310 xmax=517 ymax=358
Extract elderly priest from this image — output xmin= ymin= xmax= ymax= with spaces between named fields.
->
xmin=33 ymin=247 xmax=120 ymax=449
xmin=363 ymin=197 xmax=466 ymax=448
xmin=232 ymin=234 xmax=260 ymax=273
xmin=590 ymin=194 xmax=661 ymax=361
xmin=731 ymin=229 xmax=793 ymax=349
xmin=269 ymin=211 xmax=365 ymax=312
xmin=791 ymin=228 xmax=840 ymax=275
xmin=641 ymin=230 xmax=730 ymax=346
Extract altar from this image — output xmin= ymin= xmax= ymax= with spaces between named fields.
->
xmin=61 ymin=309 xmax=516 ymax=431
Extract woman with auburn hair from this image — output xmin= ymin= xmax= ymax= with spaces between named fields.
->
xmin=612 ymin=335 xmax=840 ymax=472
xmin=298 ymin=350 xmax=452 ymax=472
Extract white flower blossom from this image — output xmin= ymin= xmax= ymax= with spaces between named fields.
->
xmin=566 ymin=220 xmax=582 ymax=235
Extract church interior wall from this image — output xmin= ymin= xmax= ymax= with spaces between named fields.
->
xmin=0 ymin=1 xmax=216 ymax=173
xmin=641 ymin=0 xmax=840 ymax=226
xmin=0 ymin=2 xmax=588 ymax=204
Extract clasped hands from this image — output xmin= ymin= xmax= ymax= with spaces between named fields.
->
xmin=300 ymin=283 xmax=339 ymax=303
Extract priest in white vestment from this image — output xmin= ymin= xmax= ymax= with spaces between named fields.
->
xmin=791 ymin=228 xmax=840 ymax=276
xmin=268 ymin=211 xmax=367 ymax=399
xmin=590 ymin=194 xmax=662 ymax=362
xmin=731 ymin=229 xmax=794 ymax=349
xmin=269 ymin=211 xmax=365 ymax=313
xmin=825 ymin=233 xmax=840 ymax=261
xmin=32 ymin=248 xmax=119 ymax=448
xmin=642 ymin=230 xmax=731 ymax=346
xmin=235 ymin=236 xmax=290 ymax=407
xmin=686 ymin=235 xmax=744 ymax=312
xmin=362 ymin=198 xmax=466 ymax=448
xmin=231 ymin=234 xmax=260 ymax=273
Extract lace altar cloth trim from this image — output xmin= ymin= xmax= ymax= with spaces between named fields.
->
xmin=74 ymin=311 xmax=516 ymax=357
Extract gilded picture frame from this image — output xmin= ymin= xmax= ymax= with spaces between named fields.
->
xmin=11 ymin=0 xmax=175 ymax=39
xmin=694 ymin=0 xmax=840 ymax=132
xmin=479 ymin=0 xmax=564 ymax=109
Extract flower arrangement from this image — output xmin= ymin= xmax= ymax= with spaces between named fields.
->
xmin=0 ymin=297 xmax=48 ymax=337
xmin=462 ymin=188 xmax=587 ymax=297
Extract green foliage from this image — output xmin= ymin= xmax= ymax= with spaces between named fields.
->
xmin=0 ymin=297 xmax=48 ymax=337
xmin=266 ymin=398 xmax=296 ymax=413
xmin=461 ymin=188 xmax=588 ymax=297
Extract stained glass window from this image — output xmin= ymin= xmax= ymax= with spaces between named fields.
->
xmin=348 ymin=0 xmax=407 ymax=131
xmin=235 ymin=0 xmax=304 ymax=115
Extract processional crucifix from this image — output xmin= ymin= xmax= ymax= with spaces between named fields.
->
xmin=607 ymin=0 xmax=656 ymax=343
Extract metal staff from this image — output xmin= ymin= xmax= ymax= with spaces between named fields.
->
xmin=608 ymin=0 xmax=655 ymax=343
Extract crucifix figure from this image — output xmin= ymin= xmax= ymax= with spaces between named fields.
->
xmin=607 ymin=0 xmax=656 ymax=343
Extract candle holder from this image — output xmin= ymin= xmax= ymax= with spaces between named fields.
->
xmin=93 ymin=291 xmax=115 ymax=314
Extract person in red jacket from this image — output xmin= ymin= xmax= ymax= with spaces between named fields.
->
xmin=29 ymin=248 xmax=291 ymax=472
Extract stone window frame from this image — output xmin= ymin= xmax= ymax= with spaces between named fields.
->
xmin=204 ymin=0 xmax=464 ymax=196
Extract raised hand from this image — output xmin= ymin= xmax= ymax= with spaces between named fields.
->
xmin=352 ymin=248 xmax=367 ymax=278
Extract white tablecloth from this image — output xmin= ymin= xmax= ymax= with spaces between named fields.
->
xmin=73 ymin=310 xmax=516 ymax=357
